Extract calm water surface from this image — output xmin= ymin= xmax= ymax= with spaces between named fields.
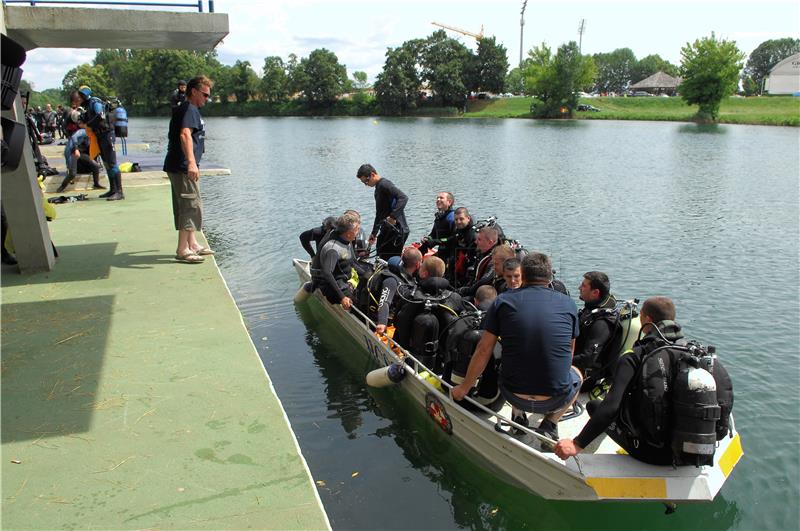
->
xmin=138 ymin=116 xmax=799 ymax=530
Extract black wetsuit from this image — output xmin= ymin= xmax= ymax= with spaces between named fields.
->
xmin=368 ymin=262 xmax=416 ymax=327
xmin=450 ymin=225 xmax=477 ymax=287
xmin=311 ymin=233 xmax=355 ymax=304
xmin=573 ymin=294 xmax=618 ymax=385
xmin=574 ymin=321 xmax=684 ymax=465
xmin=371 ymin=178 xmax=409 ymax=260
xmin=419 ymin=207 xmax=456 ymax=260
xmin=299 ymin=225 xmax=329 ymax=258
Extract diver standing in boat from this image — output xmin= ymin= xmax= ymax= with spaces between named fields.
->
xmin=356 ymin=164 xmax=409 ymax=260
xmin=299 ymin=216 xmax=337 ymax=258
xmin=452 ymin=252 xmax=582 ymax=447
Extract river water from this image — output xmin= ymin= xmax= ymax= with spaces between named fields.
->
xmin=137 ymin=116 xmax=799 ymax=530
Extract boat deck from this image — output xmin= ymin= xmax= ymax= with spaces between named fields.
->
xmin=1 ymin=187 xmax=329 ymax=529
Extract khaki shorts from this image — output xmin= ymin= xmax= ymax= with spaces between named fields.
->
xmin=167 ymin=171 xmax=202 ymax=231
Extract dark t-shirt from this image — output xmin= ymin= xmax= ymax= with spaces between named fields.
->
xmin=484 ymin=285 xmax=579 ymax=396
xmin=163 ymin=103 xmax=204 ymax=173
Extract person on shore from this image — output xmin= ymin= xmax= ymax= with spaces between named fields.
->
xmin=77 ymin=85 xmax=124 ymax=201
xmin=419 ymin=191 xmax=456 ymax=262
xmin=42 ymin=104 xmax=57 ymax=137
xmin=299 ymin=216 xmax=337 ymax=258
xmin=452 ymin=252 xmax=582 ymax=448
xmin=573 ymin=271 xmax=619 ymax=389
xmin=310 ymin=212 xmax=361 ymax=310
xmin=170 ymin=80 xmax=187 ymax=110
xmin=356 ymin=163 xmax=409 ymax=260
xmin=163 ymin=75 xmax=214 ymax=264
xmin=554 ymin=297 xmax=684 ymax=465
xmin=58 ymin=121 xmax=104 ymax=193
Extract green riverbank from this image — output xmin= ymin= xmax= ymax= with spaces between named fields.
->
xmin=464 ymin=95 xmax=800 ymax=126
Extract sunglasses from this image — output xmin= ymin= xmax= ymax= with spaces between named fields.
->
xmin=200 ymin=91 xmax=211 ymax=99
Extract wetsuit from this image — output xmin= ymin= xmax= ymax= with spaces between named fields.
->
xmin=299 ymin=225 xmax=330 ymax=258
xmin=450 ymin=225 xmax=477 ymax=287
xmin=367 ymin=262 xmax=416 ymax=328
xmin=574 ymin=321 xmax=684 ymax=466
xmin=83 ymin=96 xmax=122 ymax=192
xmin=419 ymin=207 xmax=456 ymax=260
xmin=170 ymin=89 xmax=186 ymax=110
xmin=311 ymin=233 xmax=356 ymax=304
xmin=573 ymin=294 xmax=618 ymax=386
xmin=371 ymin=178 xmax=409 ymax=260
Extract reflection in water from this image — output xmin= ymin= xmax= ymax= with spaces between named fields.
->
xmin=677 ymin=123 xmax=728 ymax=134
xmin=293 ymin=297 xmax=740 ymax=530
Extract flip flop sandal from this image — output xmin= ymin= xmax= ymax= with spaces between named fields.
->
xmin=194 ymin=247 xmax=215 ymax=256
xmin=175 ymin=252 xmax=204 ymax=263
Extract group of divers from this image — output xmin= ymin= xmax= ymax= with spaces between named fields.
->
xmin=297 ymin=164 xmax=734 ymax=468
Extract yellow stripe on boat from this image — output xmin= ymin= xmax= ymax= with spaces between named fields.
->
xmin=586 ymin=477 xmax=667 ymax=499
xmin=719 ymin=434 xmax=743 ymax=478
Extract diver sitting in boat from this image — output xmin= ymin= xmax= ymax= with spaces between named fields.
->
xmin=488 ymin=246 xmax=516 ymax=294
xmin=418 ymin=191 xmax=456 ymax=263
xmin=449 ymin=207 xmax=477 ymax=288
xmin=573 ymin=271 xmax=620 ymax=391
xmin=310 ymin=212 xmax=361 ymax=310
xmin=393 ymin=256 xmax=465 ymax=370
xmin=364 ymin=247 xmax=423 ymax=335
xmin=452 ymin=252 xmax=582 ymax=447
xmin=458 ymin=226 xmax=503 ymax=299
xmin=555 ymin=296 xmax=734 ymax=466
xmin=501 ymin=258 xmax=523 ymax=292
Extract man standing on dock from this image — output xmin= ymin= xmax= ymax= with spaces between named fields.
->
xmin=77 ymin=86 xmax=124 ymax=201
xmin=163 ymin=75 xmax=215 ymax=264
xmin=356 ymin=164 xmax=409 ymax=260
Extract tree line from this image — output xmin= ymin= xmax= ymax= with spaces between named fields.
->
xmin=24 ymin=32 xmax=800 ymax=122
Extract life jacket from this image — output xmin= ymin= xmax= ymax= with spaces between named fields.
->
xmin=113 ymin=105 xmax=128 ymax=138
xmin=616 ymin=323 xmax=734 ymax=466
xmin=576 ymin=295 xmax=620 ymax=376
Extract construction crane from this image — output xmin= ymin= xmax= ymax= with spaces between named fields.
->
xmin=431 ymin=21 xmax=484 ymax=42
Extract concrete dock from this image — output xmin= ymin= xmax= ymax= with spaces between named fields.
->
xmin=1 ymin=186 xmax=330 ymax=529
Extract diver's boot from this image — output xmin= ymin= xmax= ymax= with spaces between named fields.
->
xmin=92 ymin=170 xmax=106 ymax=190
xmin=56 ymin=175 xmax=72 ymax=194
xmin=98 ymin=176 xmax=114 ymax=198
xmin=106 ymin=174 xmax=124 ymax=201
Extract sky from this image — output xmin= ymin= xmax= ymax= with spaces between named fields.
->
xmin=20 ymin=0 xmax=800 ymax=91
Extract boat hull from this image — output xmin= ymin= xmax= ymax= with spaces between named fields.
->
xmin=292 ymin=259 xmax=742 ymax=502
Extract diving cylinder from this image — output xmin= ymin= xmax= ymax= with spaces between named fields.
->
xmin=366 ymin=362 xmax=406 ymax=388
xmin=411 ymin=301 xmax=439 ymax=370
xmin=671 ymin=355 xmax=721 ymax=466
xmin=293 ymin=281 xmax=313 ymax=303
xmin=451 ymin=328 xmax=481 ymax=384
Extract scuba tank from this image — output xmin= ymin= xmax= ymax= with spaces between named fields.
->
xmin=671 ymin=344 xmax=721 ymax=466
xmin=410 ymin=299 xmax=440 ymax=370
xmin=366 ymin=362 xmax=406 ymax=388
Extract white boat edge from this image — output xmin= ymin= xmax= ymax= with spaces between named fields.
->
xmin=292 ymin=258 xmax=743 ymax=503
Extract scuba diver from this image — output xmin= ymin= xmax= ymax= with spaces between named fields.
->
xmin=356 ymin=163 xmax=409 ymax=260
xmin=77 ymin=85 xmax=124 ymax=201
xmin=310 ymin=212 xmax=361 ymax=310
xmin=573 ymin=271 xmax=620 ymax=390
xmin=299 ymin=216 xmax=337 ymax=258
xmin=418 ymin=191 xmax=456 ymax=262
xmin=363 ymin=247 xmax=422 ymax=335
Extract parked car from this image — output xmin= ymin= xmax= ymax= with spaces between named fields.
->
xmin=577 ymin=103 xmax=600 ymax=112
xmin=630 ymin=91 xmax=653 ymax=97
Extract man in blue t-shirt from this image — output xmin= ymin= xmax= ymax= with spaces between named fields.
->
xmin=163 ymin=75 xmax=214 ymax=264
xmin=452 ymin=252 xmax=582 ymax=446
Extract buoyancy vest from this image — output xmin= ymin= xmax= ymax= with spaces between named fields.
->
xmin=83 ymin=97 xmax=111 ymax=133
xmin=575 ymin=295 xmax=619 ymax=373
xmin=113 ymin=105 xmax=128 ymax=137
xmin=365 ymin=261 xmax=415 ymax=316
xmin=615 ymin=321 xmax=734 ymax=466
xmin=393 ymin=277 xmax=464 ymax=354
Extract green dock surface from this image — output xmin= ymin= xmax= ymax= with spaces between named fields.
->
xmin=1 ymin=186 xmax=330 ymax=530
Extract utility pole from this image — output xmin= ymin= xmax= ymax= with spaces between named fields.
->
xmin=578 ymin=18 xmax=586 ymax=53
xmin=519 ymin=0 xmax=528 ymax=68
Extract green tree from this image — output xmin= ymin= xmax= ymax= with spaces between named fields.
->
xmin=592 ymin=47 xmax=637 ymax=94
xmin=374 ymin=41 xmax=423 ymax=115
xmin=231 ymin=60 xmax=259 ymax=102
xmin=631 ymin=54 xmax=679 ymax=83
xmin=261 ymin=56 xmax=288 ymax=102
xmin=467 ymin=36 xmax=509 ymax=93
xmin=742 ymin=38 xmax=800 ymax=94
xmin=421 ymin=30 xmax=471 ymax=107
xmin=62 ymin=63 xmax=113 ymax=99
xmin=210 ymin=63 xmax=235 ymax=104
xmin=505 ymin=67 xmax=526 ymax=94
xmin=285 ymin=53 xmax=303 ymax=96
xmin=352 ymin=71 xmax=369 ymax=90
xmin=526 ymin=41 xmax=594 ymax=118
xmin=297 ymin=48 xmax=348 ymax=108
xmin=680 ymin=33 xmax=745 ymax=121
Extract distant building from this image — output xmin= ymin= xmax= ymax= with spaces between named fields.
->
xmin=765 ymin=53 xmax=800 ymax=95
xmin=629 ymin=71 xmax=682 ymax=96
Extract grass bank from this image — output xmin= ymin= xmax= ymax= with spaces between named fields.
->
xmin=464 ymin=95 xmax=800 ymax=126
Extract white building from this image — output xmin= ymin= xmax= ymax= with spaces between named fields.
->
xmin=765 ymin=53 xmax=800 ymax=95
